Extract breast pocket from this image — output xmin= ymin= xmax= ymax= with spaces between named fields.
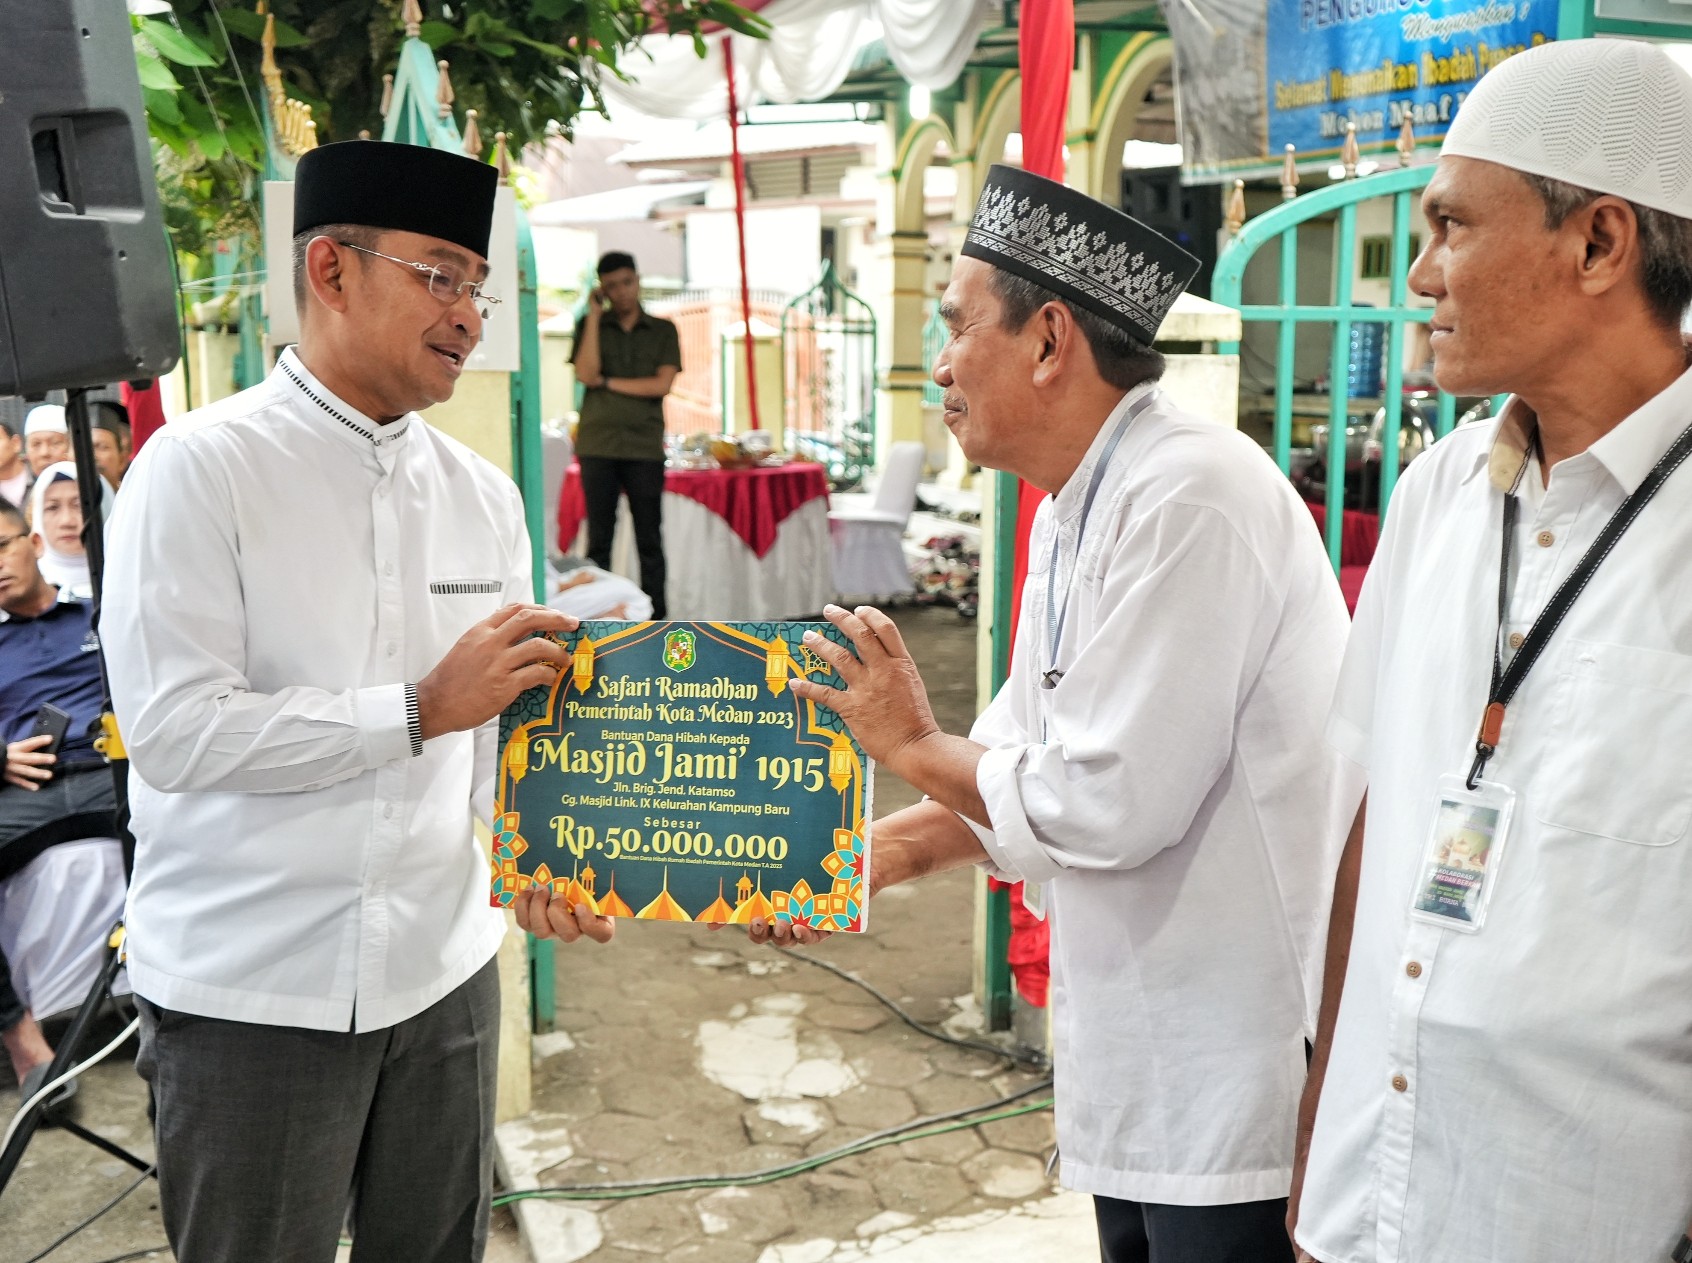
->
xmin=429 ymin=577 xmax=506 ymax=625
xmin=1535 ymin=639 xmax=1692 ymax=845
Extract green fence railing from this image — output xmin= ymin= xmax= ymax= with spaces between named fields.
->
xmin=921 ymin=298 xmax=946 ymax=408
xmin=1212 ymin=165 xmax=1455 ymax=571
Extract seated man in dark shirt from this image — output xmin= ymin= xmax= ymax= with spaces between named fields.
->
xmin=0 ymin=494 xmax=116 ymax=1101
xmin=571 ymin=251 xmax=681 ymax=618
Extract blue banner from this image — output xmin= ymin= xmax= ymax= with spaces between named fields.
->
xmin=1267 ymin=0 xmax=1555 ymax=158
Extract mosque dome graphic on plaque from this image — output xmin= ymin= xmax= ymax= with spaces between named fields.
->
xmin=637 ymin=869 xmax=692 ymax=921
xmin=560 ymin=861 xmax=599 ymax=916
xmin=598 ymin=872 xmax=635 ymax=918
xmin=698 ymin=878 xmax=735 ymax=923
xmin=728 ymin=873 xmax=775 ymax=924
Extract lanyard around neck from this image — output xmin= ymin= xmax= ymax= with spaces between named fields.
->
xmin=1468 ymin=416 xmax=1692 ymax=787
xmin=1041 ymin=391 xmax=1157 ymax=690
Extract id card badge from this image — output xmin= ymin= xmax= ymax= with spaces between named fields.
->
xmin=1021 ymin=880 xmax=1047 ymax=920
xmin=1409 ymin=774 xmax=1517 ymax=933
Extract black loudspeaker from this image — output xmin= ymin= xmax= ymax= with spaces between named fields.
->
xmin=0 ymin=0 xmax=181 ymax=395
xmin=1121 ymin=166 xmax=1221 ymax=302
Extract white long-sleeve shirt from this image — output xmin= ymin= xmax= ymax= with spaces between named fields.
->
xmin=965 ymin=385 xmax=1355 ymax=1205
xmin=102 ymin=348 xmax=524 ymax=1032
xmin=1299 ymin=367 xmax=1692 ymax=1263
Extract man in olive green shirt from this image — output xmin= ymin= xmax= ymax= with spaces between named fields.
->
xmin=571 ymin=251 xmax=681 ymax=617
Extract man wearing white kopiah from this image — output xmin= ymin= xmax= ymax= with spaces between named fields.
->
xmin=765 ymin=165 xmax=1352 ymax=1262
xmin=1290 ymin=39 xmax=1692 ymax=1263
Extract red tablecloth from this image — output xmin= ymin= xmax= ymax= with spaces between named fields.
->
xmin=557 ymin=462 xmax=831 ymax=559
xmin=1304 ymin=500 xmax=1381 ymax=615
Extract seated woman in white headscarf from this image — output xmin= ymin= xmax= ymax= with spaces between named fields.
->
xmin=28 ymin=461 xmax=114 ymax=600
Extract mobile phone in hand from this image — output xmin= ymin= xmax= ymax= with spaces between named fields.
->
xmin=29 ymin=703 xmax=72 ymax=757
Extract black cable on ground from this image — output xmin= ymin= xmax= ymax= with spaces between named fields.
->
xmin=496 ymin=1077 xmax=1054 ymax=1205
xmin=59 ymin=939 xmax=1054 ymax=1250
xmin=20 ymin=1164 xmax=155 ymax=1263
xmin=783 ymin=950 xmax=1051 ymax=1071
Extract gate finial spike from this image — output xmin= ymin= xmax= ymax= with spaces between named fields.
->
xmin=1226 ymin=179 xmax=1247 ymax=236
xmin=260 ymin=11 xmax=278 ymax=80
xmin=462 ymin=109 xmax=483 ymax=157
xmin=1397 ymin=115 xmax=1416 ymax=167
xmin=437 ymin=60 xmax=455 ymax=119
xmin=379 ymin=72 xmax=394 ymax=119
xmin=1280 ymin=143 xmax=1299 ymax=202
xmin=494 ymin=132 xmax=512 ymax=184
xmin=402 ymin=0 xmax=423 ymax=38
xmin=1342 ymin=122 xmax=1360 ymax=180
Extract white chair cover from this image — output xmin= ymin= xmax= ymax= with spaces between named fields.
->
xmin=0 ymin=838 xmax=130 ymax=1021
xmin=829 ymin=440 xmax=925 ymax=598
xmin=541 ymin=428 xmax=574 ymax=560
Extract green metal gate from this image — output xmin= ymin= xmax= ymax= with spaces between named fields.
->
xmin=922 ymin=298 xmax=947 ymax=408
xmin=1211 ymin=162 xmax=1463 ymax=569
xmin=780 ymin=261 xmax=878 ymax=490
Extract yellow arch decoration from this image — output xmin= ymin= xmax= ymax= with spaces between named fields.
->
xmin=1086 ymin=35 xmax=1175 ymax=202
xmin=891 ymin=115 xmax=959 ymax=234
xmin=892 ymin=114 xmax=957 ymax=181
xmin=1088 ymin=33 xmax=1160 ymax=137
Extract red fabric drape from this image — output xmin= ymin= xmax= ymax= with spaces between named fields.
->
xmin=122 ymin=380 xmax=168 ymax=453
xmin=1009 ymin=0 xmax=1075 ymax=636
xmin=722 ymin=39 xmax=762 ymax=430
xmin=995 ymin=0 xmax=1075 ymax=1010
xmin=1017 ymin=0 xmax=1074 ymax=189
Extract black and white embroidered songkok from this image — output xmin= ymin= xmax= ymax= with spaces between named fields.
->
xmin=961 ymin=164 xmax=1201 ymax=345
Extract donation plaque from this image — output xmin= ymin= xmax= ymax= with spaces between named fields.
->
xmin=492 ymin=621 xmax=873 ymax=931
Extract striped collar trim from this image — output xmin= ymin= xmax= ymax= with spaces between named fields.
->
xmin=277 ymin=353 xmax=412 ymax=448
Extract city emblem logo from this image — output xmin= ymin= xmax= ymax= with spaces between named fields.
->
xmin=664 ymin=629 xmax=697 ymax=673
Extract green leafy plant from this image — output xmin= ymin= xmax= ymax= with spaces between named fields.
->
xmin=134 ymin=0 xmax=769 ymax=272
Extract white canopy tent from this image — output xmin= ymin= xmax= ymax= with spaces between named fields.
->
xmin=601 ymin=0 xmax=992 ymax=119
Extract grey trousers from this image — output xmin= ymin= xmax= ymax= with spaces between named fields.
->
xmin=135 ymin=956 xmax=500 ymax=1263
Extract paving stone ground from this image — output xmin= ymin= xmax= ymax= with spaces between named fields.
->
xmin=3 ymin=605 xmax=1074 ymax=1262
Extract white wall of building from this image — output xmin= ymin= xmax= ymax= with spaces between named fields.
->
xmin=684 ymin=205 xmax=822 ymax=292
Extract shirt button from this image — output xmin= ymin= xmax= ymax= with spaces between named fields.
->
xmin=386 ymin=642 xmax=397 ymax=658
xmin=1537 ymin=530 xmax=1555 ymax=547
xmin=384 ymin=562 xmax=396 ymax=577
xmin=384 ymin=803 xmax=395 ymax=820
xmin=1406 ymin=961 xmax=1423 ymax=978
xmin=1507 ymin=632 xmax=1525 ymax=650
xmin=1391 ymin=1074 xmax=1409 ymax=1093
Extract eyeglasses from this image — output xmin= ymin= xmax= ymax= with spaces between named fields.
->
xmin=335 ymin=242 xmax=503 ymax=319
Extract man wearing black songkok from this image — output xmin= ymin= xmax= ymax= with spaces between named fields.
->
xmin=103 ymin=141 xmax=612 ymax=1263
xmin=757 ymin=166 xmax=1353 ymax=1263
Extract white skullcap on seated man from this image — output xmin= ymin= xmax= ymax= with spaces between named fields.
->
xmin=22 ymin=405 xmax=69 ymax=479
xmin=1292 ymin=39 xmax=1692 ymax=1263
xmin=22 ymin=405 xmax=66 ymax=436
